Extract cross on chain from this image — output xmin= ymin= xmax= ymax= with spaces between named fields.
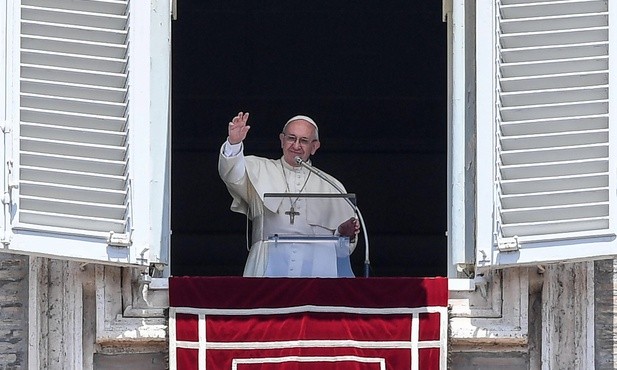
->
xmin=285 ymin=206 xmax=300 ymax=224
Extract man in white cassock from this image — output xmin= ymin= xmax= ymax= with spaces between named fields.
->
xmin=218 ymin=112 xmax=361 ymax=277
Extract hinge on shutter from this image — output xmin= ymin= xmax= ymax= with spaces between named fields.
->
xmin=2 ymin=123 xmax=18 ymax=193
xmin=442 ymin=0 xmax=452 ymax=21
xmin=1 ymin=191 xmax=10 ymax=246
xmin=2 ymin=123 xmax=16 ymax=246
xmin=497 ymin=236 xmax=520 ymax=252
xmin=171 ymin=0 xmax=178 ymax=20
xmin=107 ymin=231 xmax=132 ymax=247
xmin=5 ymin=160 xmax=18 ymax=192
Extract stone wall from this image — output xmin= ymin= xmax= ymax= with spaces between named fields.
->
xmin=449 ymin=262 xmax=608 ymax=370
xmin=0 ymin=253 xmax=615 ymax=369
xmin=595 ymin=259 xmax=617 ymax=369
xmin=0 ymin=253 xmax=28 ymax=369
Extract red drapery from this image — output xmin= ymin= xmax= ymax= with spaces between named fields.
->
xmin=169 ymin=277 xmax=448 ymax=370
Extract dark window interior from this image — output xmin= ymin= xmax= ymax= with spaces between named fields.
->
xmin=171 ymin=1 xmax=447 ymax=277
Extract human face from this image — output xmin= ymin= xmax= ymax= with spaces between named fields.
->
xmin=279 ymin=120 xmax=321 ymax=167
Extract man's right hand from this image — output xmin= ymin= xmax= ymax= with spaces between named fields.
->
xmin=228 ymin=112 xmax=251 ymax=145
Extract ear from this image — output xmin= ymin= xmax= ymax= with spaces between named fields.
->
xmin=310 ymin=140 xmax=321 ymax=155
xmin=279 ymin=133 xmax=285 ymax=148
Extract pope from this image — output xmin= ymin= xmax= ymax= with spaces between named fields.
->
xmin=219 ymin=112 xmax=361 ymax=276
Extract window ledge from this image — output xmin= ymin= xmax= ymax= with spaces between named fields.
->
xmin=448 ymin=278 xmax=475 ymax=291
xmin=149 ymin=277 xmax=169 ymax=290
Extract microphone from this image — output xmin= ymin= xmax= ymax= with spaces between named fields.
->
xmin=294 ymin=155 xmax=371 ymax=277
xmin=294 ymin=156 xmax=346 ymax=193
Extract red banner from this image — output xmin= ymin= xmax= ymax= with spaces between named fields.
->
xmin=169 ymin=277 xmax=448 ymax=370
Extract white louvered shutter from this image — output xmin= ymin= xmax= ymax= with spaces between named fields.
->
xmin=2 ymin=0 xmax=171 ymax=266
xmin=476 ymin=0 xmax=617 ymax=269
xmin=20 ymin=0 xmax=130 ymax=235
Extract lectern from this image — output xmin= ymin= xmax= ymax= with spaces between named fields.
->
xmin=261 ymin=193 xmax=357 ymax=278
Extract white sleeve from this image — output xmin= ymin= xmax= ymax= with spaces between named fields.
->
xmin=219 ymin=141 xmax=246 ymax=184
xmin=222 ymin=140 xmax=242 ymax=157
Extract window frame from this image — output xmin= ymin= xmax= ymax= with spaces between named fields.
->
xmin=474 ymin=0 xmax=617 ymax=271
xmin=1 ymin=0 xmax=171 ymax=267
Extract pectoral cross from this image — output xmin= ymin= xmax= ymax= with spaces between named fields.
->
xmin=285 ymin=206 xmax=300 ymax=224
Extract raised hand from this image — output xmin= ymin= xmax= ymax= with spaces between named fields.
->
xmin=228 ymin=112 xmax=251 ymax=145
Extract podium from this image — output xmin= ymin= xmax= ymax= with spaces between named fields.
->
xmin=263 ymin=235 xmax=354 ymax=277
xmin=261 ymin=193 xmax=357 ymax=278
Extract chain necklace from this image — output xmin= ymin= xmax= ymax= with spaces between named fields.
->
xmin=280 ymin=158 xmax=311 ymax=224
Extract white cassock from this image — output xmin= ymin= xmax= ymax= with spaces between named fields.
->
xmin=218 ymin=142 xmax=357 ymax=277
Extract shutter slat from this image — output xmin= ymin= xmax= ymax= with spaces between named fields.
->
xmin=21 ymin=79 xmax=127 ymax=102
xmin=21 ymin=122 xmax=126 ymax=146
xmin=21 ymin=196 xmax=126 ymax=219
xmin=22 ymin=50 xmax=126 ymax=73
xmin=500 ymin=100 xmax=607 ymax=121
xmin=22 ymin=6 xmax=127 ymax=29
xmin=501 ymin=202 xmax=608 ymax=223
xmin=21 ymin=108 xmax=126 ymax=131
xmin=20 ymin=210 xmax=126 ymax=233
xmin=22 ymin=64 xmax=127 ymax=88
xmin=22 ymin=20 xmax=127 ymax=44
xmin=501 ymin=158 xmax=607 ymax=179
xmin=501 ymin=1 xmax=607 ymax=19
xmin=500 ymin=143 xmax=607 ymax=165
xmin=502 ymin=0 xmax=593 ymax=4
xmin=21 ymin=137 xmax=126 ymax=161
xmin=501 ymin=115 xmax=607 ymax=136
xmin=21 ymin=93 xmax=127 ymax=116
xmin=22 ymin=0 xmax=128 ymax=15
xmin=501 ymin=86 xmax=607 ymax=106
xmin=500 ymin=71 xmax=607 ymax=91
xmin=501 ymin=188 xmax=608 ymax=208
xmin=501 ymin=13 xmax=607 ymax=33
xmin=500 ymin=173 xmax=608 ymax=194
xmin=501 ymin=27 xmax=607 ymax=49
xmin=500 ymin=129 xmax=607 ymax=150
xmin=22 ymin=35 xmax=127 ymax=58
xmin=502 ymin=42 xmax=608 ymax=63
xmin=21 ymin=181 xmax=126 ymax=204
xmin=21 ymin=166 xmax=126 ymax=189
xmin=501 ymin=218 xmax=609 ymax=238
xmin=21 ymin=154 xmax=126 ymax=177
xmin=500 ymin=56 xmax=607 ymax=78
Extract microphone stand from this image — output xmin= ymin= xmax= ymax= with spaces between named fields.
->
xmin=295 ymin=157 xmax=371 ymax=277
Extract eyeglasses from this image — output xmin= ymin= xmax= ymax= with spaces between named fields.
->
xmin=282 ymin=134 xmax=316 ymax=147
